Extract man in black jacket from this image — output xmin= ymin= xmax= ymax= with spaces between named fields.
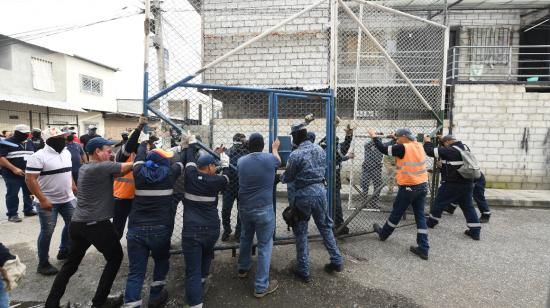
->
xmin=423 ymin=134 xmax=481 ymax=240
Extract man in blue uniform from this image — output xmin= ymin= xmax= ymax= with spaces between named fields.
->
xmin=281 ymin=124 xmax=343 ymax=283
xmin=0 ymin=124 xmax=36 ymax=222
xmin=424 ymin=134 xmax=481 ymax=240
xmin=182 ymin=147 xmax=229 ymax=308
xmin=444 ymin=171 xmax=491 ymax=223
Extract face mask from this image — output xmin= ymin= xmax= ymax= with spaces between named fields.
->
xmin=66 ymin=135 xmax=75 ymax=142
xmin=13 ymin=131 xmax=28 ymax=143
xmin=32 ymin=132 xmax=41 ymax=139
xmin=46 ymin=137 xmax=66 ymax=153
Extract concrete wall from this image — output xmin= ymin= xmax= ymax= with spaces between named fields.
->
xmin=452 ymin=84 xmax=550 ymax=189
xmin=65 ymin=56 xmax=117 ymax=112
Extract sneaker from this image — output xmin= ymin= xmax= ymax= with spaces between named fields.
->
xmin=24 ymin=210 xmax=38 ymax=217
xmin=334 ymin=225 xmax=350 ymax=236
xmin=57 ymin=250 xmax=69 ymax=261
xmin=221 ymin=232 xmax=231 ymax=242
xmin=372 ymin=223 xmax=388 ymax=241
xmin=479 ymin=214 xmax=491 ymax=223
xmin=148 ymin=289 xmax=168 ymax=308
xmin=290 ymin=268 xmax=310 ymax=283
xmin=254 ymin=280 xmax=279 ymax=298
xmin=409 ymin=246 xmax=429 ymax=260
xmin=324 ymin=263 xmax=343 ymax=274
xmin=92 ymin=294 xmax=123 ymax=308
xmin=238 ymin=269 xmax=249 ymax=279
xmin=8 ymin=215 xmax=22 ymax=223
xmin=443 ymin=205 xmax=456 ymax=215
xmin=37 ymin=262 xmax=59 ymax=276
xmin=464 ymin=229 xmax=480 ymax=241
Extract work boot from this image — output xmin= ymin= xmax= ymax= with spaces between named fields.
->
xmin=148 ymin=289 xmax=168 ymax=308
xmin=464 ymin=229 xmax=480 ymax=241
xmin=91 ymin=294 xmax=123 ymax=308
xmin=37 ymin=262 xmax=59 ymax=276
xmin=324 ymin=263 xmax=343 ymax=274
xmin=409 ymin=246 xmax=429 ymax=260
xmin=57 ymin=250 xmax=69 ymax=261
xmin=221 ymin=232 xmax=231 ymax=242
xmin=443 ymin=205 xmax=456 ymax=215
xmin=238 ymin=269 xmax=249 ymax=279
xmin=290 ymin=268 xmax=310 ymax=283
xmin=24 ymin=210 xmax=38 ymax=217
xmin=254 ymin=280 xmax=279 ymax=298
xmin=426 ymin=218 xmax=438 ymax=229
xmin=479 ymin=214 xmax=491 ymax=223
xmin=334 ymin=225 xmax=350 ymax=236
xmin=372 ymin=223 xmax=388 ymax=241
xmin=8 ymin=215 xmax=22 ymax=223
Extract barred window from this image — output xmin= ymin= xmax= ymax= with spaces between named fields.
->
xmin=80 ymin=75 xmax=103 ymax=95
xmin=468 ymin=27 xmax=511 ymax=65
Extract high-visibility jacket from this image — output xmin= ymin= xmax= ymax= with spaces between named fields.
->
xmin=395 ymin=142 xmax=428 ymax=186
xmin=113 ymin=154 xmax=135 ymax=199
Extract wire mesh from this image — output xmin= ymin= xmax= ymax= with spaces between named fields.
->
xmin=144 ymin=0 xmax=447 ymax=249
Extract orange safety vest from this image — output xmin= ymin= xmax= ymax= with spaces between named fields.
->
xmin=113 ymin=154 xmax=135 ymax=199
xmin=395 ymin=142 xmax=428 ymax=186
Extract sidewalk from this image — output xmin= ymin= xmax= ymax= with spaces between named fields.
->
xmin=485 ymin=189 xmax=550 ymax=208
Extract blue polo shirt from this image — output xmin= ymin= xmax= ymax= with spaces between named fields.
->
xmin=0 ymin=137 xmax=34 ymax=178
xmin=65 ymin=142 xmax=84 ymax=174
xmin=237 ymin=152 xmax=280 ymax=209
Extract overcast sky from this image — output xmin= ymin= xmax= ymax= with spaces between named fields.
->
xmin=0 ymin=0 xmax=149 ymax=99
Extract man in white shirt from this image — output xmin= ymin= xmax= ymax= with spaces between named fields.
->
xmin=25 ymin=127 xmax=77 ymax=276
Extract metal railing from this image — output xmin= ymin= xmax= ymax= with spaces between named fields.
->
xmin=447 ymin=45 xmax=550 ymax=83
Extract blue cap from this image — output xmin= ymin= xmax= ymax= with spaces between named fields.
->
xmin=395 ymin=128 xmax=415 ymax=141
xmin=307 ymin=132 xmax=316 ymax=143
xmin=197 ymin=154 xmax=218 ymax=168
xmin=85 ymin=137 xmax=117 ymax=154
xmin=290 ymin=123 xmax=306 ymax=134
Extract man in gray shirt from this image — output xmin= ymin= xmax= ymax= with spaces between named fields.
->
xmin=46 ymin=137 xmax=133 ymax=308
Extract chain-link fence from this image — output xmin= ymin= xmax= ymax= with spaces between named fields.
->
xmin=143 ymin=0 xmax=448 ymax=251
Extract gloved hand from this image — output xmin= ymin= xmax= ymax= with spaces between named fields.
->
xmin=344 ymin=124 xmax=353 ymax=136
xmin=335 ymin=116 xmax=341 ymax=127
xmin=180 ymin=133 xmax=192 ymax=149
xmin=1 ymin=255 xmax=26 ymax=291
xmin=304 ymin=113 xmax=315 ymax=124
xmin=188 ymin=134 xmax=197 ymax=145
xmin=219 ymin=152 xmax=230 ymax=168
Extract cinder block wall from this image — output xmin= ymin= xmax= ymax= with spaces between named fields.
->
xmin=452 ymin=84 xmax=550 ymax=189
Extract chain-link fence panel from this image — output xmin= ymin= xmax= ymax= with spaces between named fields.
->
xmin=335 ymin=0 xmax=447 ymax=234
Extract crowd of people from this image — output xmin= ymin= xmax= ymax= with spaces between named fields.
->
xmin=0 ymin=117 xmax=490 ymax=307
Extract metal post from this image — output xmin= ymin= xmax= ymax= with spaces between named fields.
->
xmin=441 ymin=27 xmax=450 ymax=117
xmin=508 ymin=46 xmax=513 ymax=80
xmin=209 ymin=92 xmax=214 ymax=149
xmin=451 ymin=47 xmax=456 ymax=80
xmin=328 ymin=0 xmax=339 ymax=219
xmin=268 ymin=93 xmax=274 ymax=153
xmin=143 ymin=0 xmax=151 ymax=117
xmin=340 ymin=0 xmax=444 ymax=125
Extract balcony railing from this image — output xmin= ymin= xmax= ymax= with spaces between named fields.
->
xmin=447 ymin=45 xmax=550 ymax=84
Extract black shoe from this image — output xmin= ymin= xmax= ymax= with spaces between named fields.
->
xmin=221 ymin=232 xmax=231 ymax=242
xmin=409 ymin=246 xmax=429 ymax=260
xmin=372 ymin=223 xmax=388 ymax=241
xmin=57 ymin=250 xmax=69 ymax=261
xmin=443 ymin=205 xmax=456 ymax=215
xmin=8 ymin=215 xmax=22 ymax=223
xmin=324 ymin=263 xmax=343 ymax=274
xmin=24 ymin=210 xmax=38 ymax=217
xmin=37 ymin=262 xmax=59 ymax=276
xmin=334 ymin=226 xmax=350 ymax=236
xmin=464 ymin=229 xmax=480 ymax=241
xmin=426 ymin=219 xmax=437 ymax=229
xmin=148 ymin=289 xmax=168 ymax=308
xmin=238 ymin=269 xmax=249 ymax=278
xmin=291 ymin=268 xmax=310 ymax=283
xmin=92 ymin=294 xmax=123 ymax=308
xmin=479 ymin=214 xmax=491 ymax=223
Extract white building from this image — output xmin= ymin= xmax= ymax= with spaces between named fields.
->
xmin=0 ymin=34 xmax=119 ymax=136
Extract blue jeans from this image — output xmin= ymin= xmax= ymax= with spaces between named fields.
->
xmin=4 ymin=176 xmax=33 ymax=217
xmin=221 ymin=190 xmax=241 ymax=236
xmin=181 ymin=226 xmax=219 ymax=306
xmin=428 ymin=182 xmax=481 ymax=237
xmin=238 ymin=206 xmax=275 ymax=293
xmin=124 ymin=225 xmax=171 ymax=307
xmin=36 ymin=200 xmax=75 ymax=264
xmin=0 ymin=278 xmax=8 ymax=308
xmin=380 ymin=183 xmax=429 ymax=254
xmin=293 ymin=195 xmax=343 ymax=277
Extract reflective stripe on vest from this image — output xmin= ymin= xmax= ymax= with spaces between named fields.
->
xmin=135 ymin=189 xmax=174 ymax=196
xmin=113 ymin=154 xmax=135 ymax=199
xmin=395 ymin=142 xmax=428 ymax=186
xmin=441 ymin=160 xmax=464 ymax=166
xmin=184 ymin=192 xmax=216 ymax=202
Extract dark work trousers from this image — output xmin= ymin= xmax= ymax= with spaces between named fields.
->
xmin=380 ymin=183 xmax=429 ymax=254
xmin=447 ymin=173 xmax=491 ymax=215
xmin=221 ymin=189 xmax=241 ymax=237
xmin=45 ymin=220 xmax=123 ymax=308
xmin=428 ymin=182 xmax=481 ymax=237
xmin=113 ymin=198 xmax=133 ymax=239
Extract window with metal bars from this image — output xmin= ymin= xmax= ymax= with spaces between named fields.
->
xmin=80 ymin=74 xmax=103 ymax=95
xmin=468 ymin=27 xmax=511 ymax=65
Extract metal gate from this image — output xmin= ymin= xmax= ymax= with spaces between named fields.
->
xmin=142 ymin=0 xmax=448 ymax=250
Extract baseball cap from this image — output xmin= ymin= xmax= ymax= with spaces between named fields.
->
xmin=395 ymin=128 xmax=415 ymax=140
xmin=14 ymin=124 xmax=31 ymax=134
xmin=85 ymin=137 xmax=117 ymax=154
xmin=290 ymin=123 xmax=307 ymax=134
xmin=197 ymin=154 xmax=218 ymax=168
xmin=42 ymin=127 xmax=67 ymax=140
xmin=88 ymin=124 xmax=97 ymax=130
xmin=441 ymin=134 xmax=457 ymax=143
